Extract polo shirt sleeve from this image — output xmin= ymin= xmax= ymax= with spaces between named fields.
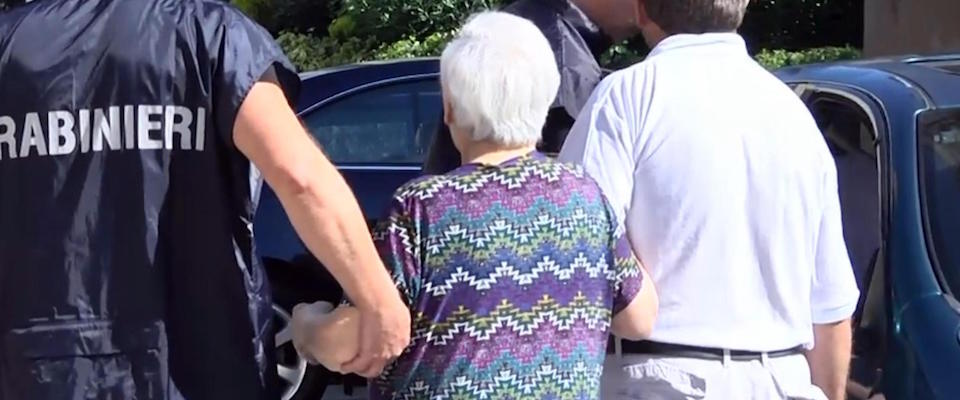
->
xmin=206 ymin=5 xmax=300 ymax=147
xmin=371 ymin=195 xmax=424 ymax=309
xmin=811 ymin=159 xmax=861 ymax=324
xmin=558 ymin=76 xmax=635 ymax=225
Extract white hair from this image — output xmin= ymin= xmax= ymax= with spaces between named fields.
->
xmin=440 ymin=11 xmax=560 ymax=147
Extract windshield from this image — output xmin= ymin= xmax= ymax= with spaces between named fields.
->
xmin=918 ymin=108 xmax=960 ymax=295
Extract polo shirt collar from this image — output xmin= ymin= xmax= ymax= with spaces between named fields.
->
xmin=646 ymin=32 xmax=748 ymax=59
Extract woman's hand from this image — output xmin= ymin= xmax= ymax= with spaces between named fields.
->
xmin=291 ymin=302 xmax=362 ymax=372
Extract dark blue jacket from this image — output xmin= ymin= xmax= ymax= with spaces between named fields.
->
xmin=0 ymin=1 xmax=298 ymax=398
xmin=422 ymin=0 xmax=612 ymax=174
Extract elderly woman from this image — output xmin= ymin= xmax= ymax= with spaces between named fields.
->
xmin=292 ymin=11 xmax=658 ymax=399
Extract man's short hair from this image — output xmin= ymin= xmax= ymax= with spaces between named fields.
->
xmin=644 ymin=0 xmax=750 ymax=34
xmin=440 ymin=11 xmax=560 ymax=147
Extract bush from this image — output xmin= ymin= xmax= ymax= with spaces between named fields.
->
xmin=232 ymin=0 xmax=337 ymax=35
xmin=372 ymin=30 xmax=457 ymax=61
xmin=755 ymin=46 xmax=862 ymax=69
xmin=598 ymin=45 xmax=863 ymax=73
xmin=601 ymin=43 xmax=862 ymax=72
xmin=278 ymin=29 xmax=457 ymax=71
xmin=250 ymin=0 xmax=868 ymax=72
xmin=276 ymin=0 xmax=495 ymax=71
xmin=277 ymin=31 xmax=378 ymax=70
xmin=280 ymin=32 xmax=862 ymax=73
xmin=337 ymin=0 xmax=502 ymax=44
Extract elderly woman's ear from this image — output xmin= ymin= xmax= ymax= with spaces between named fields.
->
xmin=442 ymin=97 xmax=455 ymax=128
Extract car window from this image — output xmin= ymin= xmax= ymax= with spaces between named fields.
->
xmin=302 ymin=79 xmax=441 ymax=165
xmin=918 ymin=107 xmax=960 ymax=295
xmin=810 ymin=96 xmax=882 ymax=291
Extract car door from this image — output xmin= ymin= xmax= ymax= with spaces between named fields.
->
xmin=255 ymin=76 xmax=442 ymax=264
xmin=907 ymin=106 xmax=960 ymax=400
xmin=788 ymin=82 xmax=892 ymax=399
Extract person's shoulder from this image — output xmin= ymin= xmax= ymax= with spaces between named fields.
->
xmin=151 ymin=0 xmax=261 ymax=37
xmin=540 ymin=156 xmax=587 ymax=177
xmin=748 ymin=64 xmax=821 ymax=131
xmin=539 ymin=157 xmax=607 ymax=194
xmin=392 ymin=174 xmax=453 ymax=204
xmin=593 ymin=60 xmax=656 ymax=98
xmin=540 ymin=158 xmax=618 ymax=222
xmin=738 ymin=62 xmax=834 ymax=173
xmin=573 ymin=62 xmax=649 ymax=118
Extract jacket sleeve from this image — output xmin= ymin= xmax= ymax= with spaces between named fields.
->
xmin=203 ymin=4 xmax=301 ymax=147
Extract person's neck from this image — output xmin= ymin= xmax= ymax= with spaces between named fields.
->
xmin=642 ymin=27 xmax=669 ymax=48
xmin=461 ymin=143 xmax=536 ymax=166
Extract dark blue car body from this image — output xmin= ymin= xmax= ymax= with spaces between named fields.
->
xmin=258 ymin=56 xmax=960 ymax=399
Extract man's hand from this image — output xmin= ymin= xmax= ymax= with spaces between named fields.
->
xmin=805 ymin=319 xmax=853 ymax=400
xmin=341 ymin=289 xmax=412 ymax=378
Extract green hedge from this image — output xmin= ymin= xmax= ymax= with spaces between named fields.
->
xmin=277 ymin=29 xmax=456 ymax=70
xmin=279 ymin=33 xmax=862 ymax=72
xmin=277 ymin=32 xmax=378 ymax=71
xmin=755 ymin=46 xmax=862 ymax=69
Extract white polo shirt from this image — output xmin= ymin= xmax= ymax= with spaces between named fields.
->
xmin=559 ymin=33 xmax=860 ymax=351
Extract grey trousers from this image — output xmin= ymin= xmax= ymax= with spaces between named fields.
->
xmin=601 ymin=345 xmax=828 ymax=400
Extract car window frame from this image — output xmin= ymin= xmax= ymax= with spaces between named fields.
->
xmin=297 ymin=73 xmax=441 ymax=167
xmin=916 ymin=106 xmax=960 ymax=298
xmin=789 ymin=81 xmax=901 ymax=396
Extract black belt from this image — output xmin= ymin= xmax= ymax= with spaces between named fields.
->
xmin=613 ymin=340 xmax=805 ymax=362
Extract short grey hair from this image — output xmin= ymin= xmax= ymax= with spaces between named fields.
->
xmin=644 ymin=0 xmax=750 ymax=34
xmin=440 ymin=12 xmax=560 ymax=147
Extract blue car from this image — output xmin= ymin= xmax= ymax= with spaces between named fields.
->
xmin=258 ymin=55 xmax=960 ymax=400
xmin=776 ymin=55 xmax=960 ymax=400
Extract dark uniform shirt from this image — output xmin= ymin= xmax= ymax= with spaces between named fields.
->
xmin=0 ymin=1 xmax=298 ymax=399
xmin=421 ymin=0 xmax=612 ymax=175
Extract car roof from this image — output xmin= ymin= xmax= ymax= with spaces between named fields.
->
xmin=297 ymin=57 xmax=440 ymax=80
xmin=298 ymin=53 xmax=960 ymax=110
xmin=776 ymin=53 xmax=960 ymax=108
xmin=295 ymin=58 xmax=439 ymax=112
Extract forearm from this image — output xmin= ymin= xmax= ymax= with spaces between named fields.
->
xmin=233 ymin=74 xmax=398 ymax=310
xmin=236 ymin=77 xmax=412 ymax=376
xmin=276 ymin=159 xmax=398 ymax=310
xmin=805 ymin=319 xmax=852 ymax=400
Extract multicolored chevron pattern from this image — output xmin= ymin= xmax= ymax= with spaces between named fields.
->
xmin=371 ymin=152 xmax=643 ymax=400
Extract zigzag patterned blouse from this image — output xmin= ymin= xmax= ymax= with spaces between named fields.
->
xmin=371 ymin=152 xmax=643 ymax=400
